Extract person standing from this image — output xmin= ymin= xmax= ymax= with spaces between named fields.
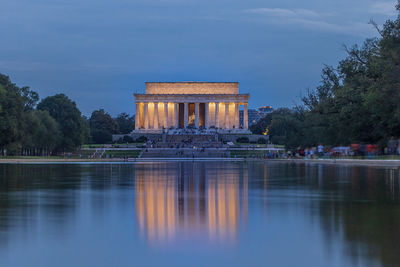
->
xmin=397 ymin=142 xmax=400 ymax=155
xmin=318 ymin=144 xmax=324 ymax=158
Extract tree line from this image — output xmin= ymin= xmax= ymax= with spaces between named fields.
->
xmin=0 ymin=74 xmax=134 ymax=156
xmin=251 ymin=3 xmax=400 ymax=149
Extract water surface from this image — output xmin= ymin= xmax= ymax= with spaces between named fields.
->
xmin=0 ymin=162 xmax=399 ymax=267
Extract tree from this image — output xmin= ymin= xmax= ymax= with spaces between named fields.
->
xmin=264 ymin=2 xmax=400 ymax=149
xmin=37 ymin=94 xmax=87 ymax=151
xmin=20 ymin=110 xmax=61 ymax=155
xmin=0 ymin=74 xmax=25 ymax=154
xmin=35 ymin=110 xmax=61 ymax=153
xmin=20 ymin=86 xmax=39 ymax=111
xmin=267 ymin=108 xmax=303 ymax=148
xmin=251 ymin=108 xmax=304 ymax=148
xmin=115 ymin=112 xmax=134 ymax=133
xmin=81 ymin=115 xmax=92 ymax=144
xmin=89 ymin=109 xmax=119 ymax=144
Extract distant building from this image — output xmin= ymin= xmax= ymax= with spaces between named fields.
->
xmin=239 ymin=106 xmax=273 ymax=127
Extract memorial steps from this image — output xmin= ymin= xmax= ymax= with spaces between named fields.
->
xmin=140 ymin=148 xmax=229 ymax=158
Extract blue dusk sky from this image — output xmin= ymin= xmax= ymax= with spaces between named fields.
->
xmin=0 ymin=0 xmax=398 ymax=116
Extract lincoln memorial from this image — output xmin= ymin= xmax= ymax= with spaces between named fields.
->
xmin=133 ymin=82 xmax=250 ymax=133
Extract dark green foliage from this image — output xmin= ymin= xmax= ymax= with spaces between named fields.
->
xmin=236 ymin=137 xmax=250 ymax=143
xmin=0 ymin=74 xmax=124 ymax=152
xmin=0 ymin=74 xmax=131 ymax=153
xmin=115 ymin=112 xmax=134 ymax=133
xmin=89 ymin=109 xmax=119 ymax=144
xmin=257 ymin=137 xmax=267 ymax=144
xmin=20 ymin=86 xmax=39 ymax=111
xmin=0 ymin=75 xmax=70 ymax=155
xmin=0 ymin=74 xmax=25 ymax=151
xmin=135 ymin=136 xmax=148 ymax=143
xmin=21 ymin=110 xmax=61 ymax=154
xmin=252 ymin=4 xmax=400 ymax=149
xmin=81 ymin=116 xmax=91 ymax=144
xmin=103 ymin=150 xmax=140 ymax=158
xmin=37 ymin=94 xmax=88 ymax=151
xmin=122 ymin=135 xmax=134 ymax=143
xmin=251 ymin=108 xmax=303 ymax=148
xmin=33 ymin=110 xmax=61 ymax=150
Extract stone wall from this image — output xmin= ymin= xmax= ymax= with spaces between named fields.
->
xmin=146 ymin=82 xmax=239 ymax=95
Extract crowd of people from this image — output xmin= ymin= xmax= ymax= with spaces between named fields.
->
xmin=284 ymin=140 xmax=400 ymax=159
xmin=144 ymin=134 xmax=223 ymax=149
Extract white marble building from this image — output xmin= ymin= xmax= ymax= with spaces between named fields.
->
xmin=133 ymin=82 xmax=250 ymax=133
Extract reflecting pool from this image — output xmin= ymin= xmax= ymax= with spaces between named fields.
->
xmin=0 ymin=162 xmax=399 ymax=267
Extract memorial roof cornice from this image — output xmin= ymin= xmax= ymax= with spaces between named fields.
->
xmin=134 ymin=93 xmax=249 ymax=103
xmin=144 ymin=81 xmax=239 ymax=84
xmin=134 ymin=93 xmax=249 ymax=97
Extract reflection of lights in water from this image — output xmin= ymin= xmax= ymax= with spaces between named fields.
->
xmin=134 ymin=164 xmax=248 ymax=244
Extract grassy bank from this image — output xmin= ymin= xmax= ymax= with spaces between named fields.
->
xmin=230 ymin=150 xmax=271 ymax=158
xmin=82 ymin=143 xmax=145 ymax=149
xmin=103 ymin=150 xmax=140 ymax=158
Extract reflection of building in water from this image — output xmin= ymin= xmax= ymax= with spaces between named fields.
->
xmin=134 ymin=163 xmax=248 ymax=244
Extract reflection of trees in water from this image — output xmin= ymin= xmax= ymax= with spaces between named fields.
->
xmin=0 ymin=164 xmax=135 ymax=247
xmin=0 ymin=164 xmax=85 ymax=247
xmin=307 ymin=165 xmax=400 ymax=267
xmin=246 ymin=162 xmax=400 ymax=267
xmin=134 ymin=162 xmax=248 ymax=244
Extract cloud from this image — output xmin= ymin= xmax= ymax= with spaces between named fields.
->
xmin=244 ymin=7 xmax=375 ymax=36
xmin=369 ymin=1 xmax=397 ymax=16
xmin=245 ymin=8 xmax=320 ymax=19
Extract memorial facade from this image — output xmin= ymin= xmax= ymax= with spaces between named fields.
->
xmin=133 ymin=82 xmax=250 ymax=133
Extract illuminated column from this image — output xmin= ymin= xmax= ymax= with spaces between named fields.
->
xmin=154 ymin=102 xmax=159 ymax=129
xmin=225 ymin=102 xmax=230 ymax=129
xmin=144 ymin=103 xmax=149 ymax=129
xmin=174 ymin=103 xmax=179 ymax=128
xmin=215 ymin=102 xmax=219 ymax=128
xmin=195 ymin=102 xmax=199 ymax=128
xmin=184 ymin=102 xmax=188 ymax=128
xmin=244 ymin=103 xmax=248 ymax=129
xmin=235 ymin=103 xmax=239 ymax=129
xmin=135 ymin=103 xmax=140 ymax=130
xmin=164 ymin=102 xmax=168 ymax=129
xmin=205 ymin=102 xmax=209 ymax=129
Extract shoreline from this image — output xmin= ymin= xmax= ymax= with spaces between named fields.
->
xmin=0 ymin=157 xmax=399 ymax=167
xmin=267 ymin=158 xmax=400 ymax=167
